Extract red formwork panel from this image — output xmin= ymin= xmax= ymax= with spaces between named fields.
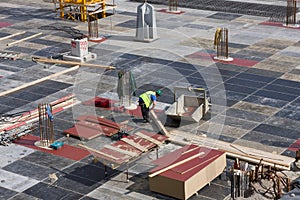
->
xmin=150 ymin=144 xmax=225 ymax=181
xmin=64 ymin=115 xmax=133 ymax=140
xmin=76 ymin=115 xmax=120 ymax=129
xmin=91 ymin=147 xmax=132 ymax=166
xmin=14 ymin=134 xmax=90 ymax=161
xmin=86 ymin=130 xmax=168 ymax=168
xmin=64 ymin=123 xmax=118 ymax=140
xmin=288 ymin=139 xmax=300 ymax=151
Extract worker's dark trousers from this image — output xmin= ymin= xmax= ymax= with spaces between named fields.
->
xmin=139 ymin=102 xmax=150 ymax=121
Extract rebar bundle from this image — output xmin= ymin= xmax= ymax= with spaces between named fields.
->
xmin=214 ymin=28 xmax=229 ymax=60
xmin=168 ymin=0 xmax=178 ymax=12
xmin=117 ymin=70 xmax=137 ymax=107
xmin=286 ymin=0 xmax=297 ymax=26
xmin=38 ymin=103 xmax=54 ymax=147
xmin=88 ymin=17 xmax=99 ymax=39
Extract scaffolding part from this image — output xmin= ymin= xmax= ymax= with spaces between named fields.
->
xmin=54 ymin=0 xmax=116 ymax=22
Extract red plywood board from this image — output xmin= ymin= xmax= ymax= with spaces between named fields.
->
xmin=77 ymin=115 xmax=133 ymax=132
xmin=138 ymin=130 xmax=169 ymax=143
xmin=288 ymin=139 xmax=300 ymax=151
xmin=186 ymin=51 xmax=259 ymax=67
xmin=112 ymin=140 xmax=143 ymax=155
xmin=77 ymin=115 xmax=120 ymax=129
xmin=65 ymin=115 xmax=135 ymax=139
xmin=89 ymin=131 xmax=168 ymax=167
xmin=0 ymin=22 xmax=12 ymax=28
xmin=92 ymin=147 xmax=132 ymax=164
xmin=150 ymin=144 xmax=225 ymax=182
xmin=64 ymin=123 xmax=117 ymax=139
xmin=14 ymin=134 xmax=90 ymax=161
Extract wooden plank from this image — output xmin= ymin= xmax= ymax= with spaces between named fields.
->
xmin=104 ymin=145 xmax=138 ymax=157
xmin=0 ymin=65 xmax=79 ymax=97
xmin=0 ymin=31 xmax=26 ymax=42
xmin=32 ymin=57 xmax=115 ymax=70
xmin=121 ymin=137 xmax=148 ymax=152
xmin=169 ymin=130 xmax=294 ymax=170
xmin=134 ymin=131 xmax=162 ymax=146
xmin=6 ymin=32 xmax=43 ymax=46
xmin=150 ymin=110 xmax=169 ymax=136
xmin=149 ymin=152 xmax=205 ymax=178
xmin=78 ymin=144 xmax=119 ymax=160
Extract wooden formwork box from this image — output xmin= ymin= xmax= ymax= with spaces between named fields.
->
xmin=149 ymin=145 xmax=226 ymax=200
xmin=165 ymin=87 xmax=209 ymax=123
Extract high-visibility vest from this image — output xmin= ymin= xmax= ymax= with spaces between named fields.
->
xmin=140 ymin=91 xmax=156 ymax=108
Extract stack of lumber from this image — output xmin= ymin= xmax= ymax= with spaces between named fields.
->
xmin=169 ymin=130 xmax=295 ymax=170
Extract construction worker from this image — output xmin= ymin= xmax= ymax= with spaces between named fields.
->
xmin=138 ymin=90 xmax=162 ymax=122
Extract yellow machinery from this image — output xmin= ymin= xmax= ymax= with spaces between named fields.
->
xmin=54 ymin=0 xmax=116 ymax=22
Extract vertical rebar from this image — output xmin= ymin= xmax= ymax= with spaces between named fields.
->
xmin=88 ymin=16 xmax=99 ymax=39
xmin=38 ymin=103 xmax=54 ymax=147
xmin=215 ymin=28 xmax=229 ymax=59
xmin=169 ymin=0 xmax=178 ymax=12
xmin=286 ymin=0 xmax=297 ymax=26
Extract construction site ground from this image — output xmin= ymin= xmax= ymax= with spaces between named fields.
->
xmin=0 ymin=0 xmax=300 ymax=199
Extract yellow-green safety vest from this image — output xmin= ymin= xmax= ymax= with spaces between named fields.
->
xmin=140 ymin=91 xmax=156 ymax=108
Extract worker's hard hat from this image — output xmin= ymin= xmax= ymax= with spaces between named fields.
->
xmin=156 ymin=90 xmax=162 ymax=96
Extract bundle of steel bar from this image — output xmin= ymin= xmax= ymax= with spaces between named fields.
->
xmin=286 ymin=0 xmax=297 ymax=26
xmin=168 ymin=0 xmax=178 ymax=12
xmin=38 ymin=103 xmax=54 ymax=147
xmin=214 ymin=28 xmax=229 ymax=59
xmin=231 ymin=170 xmax=251 ymax=198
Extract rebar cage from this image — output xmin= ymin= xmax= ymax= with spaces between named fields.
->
xmin=38 ymin=103 xmax=54 ymax=147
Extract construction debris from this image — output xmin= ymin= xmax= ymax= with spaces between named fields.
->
xmin=49 ymin=173 xmax=58 ymax=184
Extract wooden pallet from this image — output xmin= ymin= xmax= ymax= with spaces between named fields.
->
xmin=0 ymin=52 xmax=19 ymax=60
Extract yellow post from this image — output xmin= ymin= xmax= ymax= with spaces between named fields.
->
xmin=60 ymin=0 xmax=64 ymax=19
xmin=102 ymin=1 xmax=106 ymax=18
xmin=81 ymin=0 xmax=87 ymax=22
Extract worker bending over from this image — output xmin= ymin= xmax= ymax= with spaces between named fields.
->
xmin=138 ymin=90 xmax=162 ymax=122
